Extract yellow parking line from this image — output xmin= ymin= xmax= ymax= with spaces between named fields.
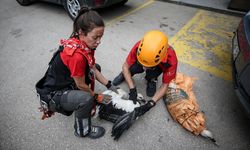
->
xmin=169 ymin=10 xmax=241 ymax=81
xmin=106 ymin=0 xmax=155 ymax=26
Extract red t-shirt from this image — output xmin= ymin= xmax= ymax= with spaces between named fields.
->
xmin=60 ymin=39 xmax=95 ymax=78
xmin=126 ymin=41 xmax=178 ymax=84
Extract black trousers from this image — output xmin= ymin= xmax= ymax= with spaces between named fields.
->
xmin=49 ymin=90 xmax=94 ymax=119
xmin=49 ymin=90 xmax=95 ymax=136
xmin=129 ymin=62 xmax=163 ymax=81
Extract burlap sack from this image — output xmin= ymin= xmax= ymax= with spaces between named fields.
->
xmin=166 ymin=73 xmax=205 ymax=135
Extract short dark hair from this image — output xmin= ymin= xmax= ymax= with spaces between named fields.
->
xmin=70 ymin=6 xmax=105 ymax=38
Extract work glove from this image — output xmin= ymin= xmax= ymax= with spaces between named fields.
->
xmin=111 ymin=100 xmax=156 ymax=140
xmin=134 ymin=100 xmax=156 ymax=117
xmin=129 ymin=87 xmax=137 ymax=104
xmin=94 ymin=93 xmax=112 ymax=105
xmin=106 ymin=80 xmax=119 ymax=93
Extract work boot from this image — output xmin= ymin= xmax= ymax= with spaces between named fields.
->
xmin=112 ymin=72 xmax=125 ymax=86
xmin=86 ymin=126 xmax=105 ymax=139
xmin=74 ymin=126 xmax=105 ymax=139
xmin=74 ymin=118 xmax=105 ymax=139
xmin=146 ymin=79 xmax=157 ymax=97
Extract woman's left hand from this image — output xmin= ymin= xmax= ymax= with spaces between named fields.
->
xmin=108 ymin=85 xmax=120 ymax=93
xmin=106 ymin=80 xmax=119 ymax=93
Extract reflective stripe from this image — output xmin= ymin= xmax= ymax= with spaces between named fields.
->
xmin=75 ymin=118 xmax=81 ymax=135
xmin=91 ymin=127 xmax=97 ymax=133
xmin=82 ymin=119 xmax=89 ymax=136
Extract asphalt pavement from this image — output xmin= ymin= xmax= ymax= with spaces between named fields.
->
xmin=0 ymin=0 xmax=250 ymax=150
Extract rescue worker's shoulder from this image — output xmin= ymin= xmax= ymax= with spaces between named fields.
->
xmin=130 ymin=41 xmax=141 ymax=52
xmin=167 ymin=46 xmax=178 ymax=63
xmin=60 ymin=50 xmax=87 ymax=67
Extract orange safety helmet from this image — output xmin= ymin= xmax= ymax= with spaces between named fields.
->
xmin=137 ymin=30 xmax=169 ymax=67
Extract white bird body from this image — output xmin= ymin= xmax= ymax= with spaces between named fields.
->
xmin=94 ymin=89 xmax=144 ymax=123
xmin=101 ymin=89 xmax=141 ymax=112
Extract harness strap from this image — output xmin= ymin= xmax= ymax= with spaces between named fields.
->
xmin=60 ymin=38 xmax=95 ymax=90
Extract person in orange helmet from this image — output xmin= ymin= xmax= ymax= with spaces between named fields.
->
xmin=112 ymin=30 xmax=178 ymax=115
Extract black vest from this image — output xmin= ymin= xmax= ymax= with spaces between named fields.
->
xmin=35 ymin=46 xmax=76 ymax=103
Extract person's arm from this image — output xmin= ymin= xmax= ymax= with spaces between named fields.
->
xmin=73 ymin=76 xmax=112 ymax=104
xmin=122 ymin=62 xmax=138 ymax=104
xmin=122 ymin=41 xmax=140 ymax=89
xmin=152 ymin=83 xmax=168 ymax=102
xmin=94 ymin=65 xmax=119 ymax=93
xmin=122 ymin=62 xmax=135 ymax=89
xmin=73 ymin=76 xmax=95 ymax=96
xmin=94 ymin=65 xmax=109 ymax=86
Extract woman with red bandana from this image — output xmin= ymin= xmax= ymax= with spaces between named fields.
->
xmin=36 ymin=7 xmax=118 ymax=139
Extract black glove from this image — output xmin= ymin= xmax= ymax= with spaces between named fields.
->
xmin=106 ymin=80 xmax=119 ymax=93
xmin=134 ymin=100 xmax=156 ymax=117
xmin=129 ymin=87 xmax=137 ymax=104
xmin=111 ymin=100 xmax=156 ymax=140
